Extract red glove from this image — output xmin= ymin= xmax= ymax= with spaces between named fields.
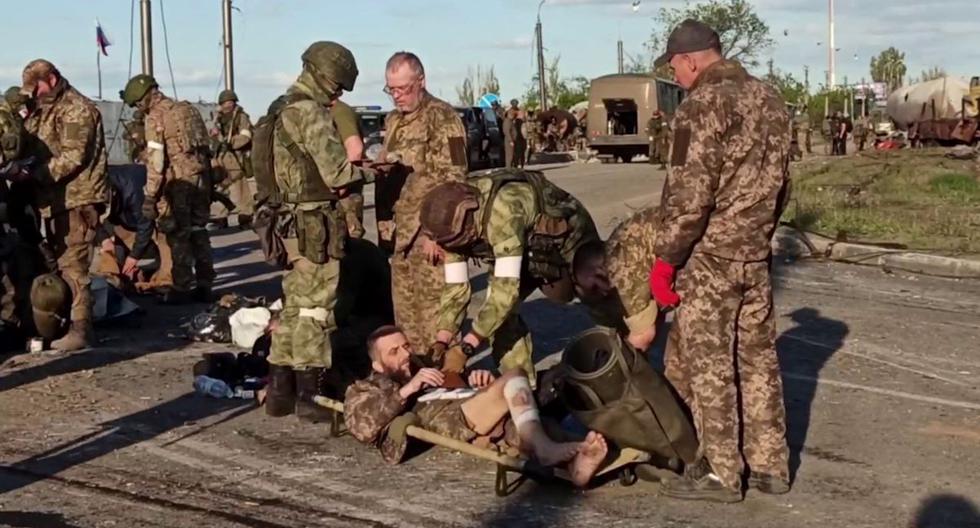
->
xmin=649 ymin=259 xmax=680 ymax=308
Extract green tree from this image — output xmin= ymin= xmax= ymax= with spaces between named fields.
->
xmin=648 ymin=0 xmax=774 ymax=69
xmin=455 ymin=65 xmax=500 ymax=106
xmin=766 ymin=67 xmax=807 ymax=105
xmin=522 ymin=56 xmax=589 ymax=110
xmin=917 ymin=66 xmax=947 ymax=83
xmin=869 ymin=47 xmax=906 ymax=92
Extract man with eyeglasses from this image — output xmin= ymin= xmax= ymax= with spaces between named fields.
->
xmin=379 ymin=52 xmax=468 ymax=364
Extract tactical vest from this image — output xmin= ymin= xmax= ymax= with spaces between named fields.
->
xmin=560 ymin=327 xmax=698 ymax=466
xmin=170 ymin=101 xmax=211 ymax=176
xmin=252 ymin=93 xmax=338 ymax=208
xmin=470 ymin=168 xmax=592 ymax=283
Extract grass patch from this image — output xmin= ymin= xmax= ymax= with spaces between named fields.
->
xmin=784 ymin=149 xmax=980 ymax=254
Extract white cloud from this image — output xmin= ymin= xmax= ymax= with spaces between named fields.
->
xmin=487 ymin=36 xmax=534 ymax=50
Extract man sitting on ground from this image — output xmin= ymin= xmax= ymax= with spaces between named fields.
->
xmin=344 ymin=325 xmax=608 ymax=486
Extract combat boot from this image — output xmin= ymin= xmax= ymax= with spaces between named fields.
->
xmin=295 ymin=368 xmax=333 ymax=423
xmin=265 ymin=364 xmax=296 ymax=417
xmin=748 ymin=471 xmax=790 ymax=495
xmin=51 ymin=320 xmax=94 ymax=352
xmin=660 ymin=457 xmax=743 ymax=503
xmin=160 ymin=289 xmax=193 ymax=305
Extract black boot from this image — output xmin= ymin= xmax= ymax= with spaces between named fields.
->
xmin=660 ymin=457 xmax=743 ymax=503
xmin=748 ymin=471 xmax=790 ymax=495
xmin=237 ymin=214 xmax=253 ymax=230
xmin=265 ymin=364 xmax=296 ymax=417
xmin=295 ymin=368 xmax=333 ymax=423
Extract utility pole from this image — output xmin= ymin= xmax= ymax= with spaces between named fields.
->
xmin=222 ymin=0 xmax=234 ymax=91
xmin=140 ymin=0 xmax=153 ymax=76
xmin=536 ymin=1 xmax=548 ymax=110
xmin=828 ymin=0 xmax=836 ymax=88
xmin=804 ymin=65 xmax=810 ymax=105
xmin=617 ymin=40 xmax=624 ymax=74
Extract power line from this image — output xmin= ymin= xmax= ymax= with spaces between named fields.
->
xmin=107 ymin=0 xmax=138 ymax=156
xmin=159 ymin=0 xmax=178 ymax=99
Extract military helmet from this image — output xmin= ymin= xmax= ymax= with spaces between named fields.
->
xmin=3 ymin=86 xmax=28 ymax=108
xmin=30 ymin=273 xmax=72 ymax=340
xmin=510 ymin=99 xmax=519 ymax=107
xmin=120 ymin=74 xmax=159 ymax=107
xmin=218 ymin=89 xmax=238 ymax=104
xmin=301 ymin=41 xmax=358 ymax=93
xmin=419 ymin=182 xmax=481 ymax=246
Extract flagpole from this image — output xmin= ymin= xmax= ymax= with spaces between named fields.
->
xmin=97 ymin=47 xmax=103 ymax=99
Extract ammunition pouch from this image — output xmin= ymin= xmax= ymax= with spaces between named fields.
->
xmin=560 ymin=327 xmax=698 ymax=465
xmin=253 ymin=205 xmax=290 ymax=269
xmin=295 ymin=204 xmax=346 ymax=264
xmin=526 ymin=215 xmax=570 ymax=283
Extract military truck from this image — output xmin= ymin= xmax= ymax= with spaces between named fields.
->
xmin=586 ymin=74 xmax=684 ymax=163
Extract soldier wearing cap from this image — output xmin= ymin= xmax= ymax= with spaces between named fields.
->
xmin=381 ymin=52 xmax=469 ymax=359
xmin=209 ymin=89 xmax=254 ymax=228
xmin=21 ymin=59 xmax=109 ymax=351
xmin=120 ymin=73 xmax=215 ymax=304
xmin=649 ymin=19 xmax=791 ymax=501
xmin=419 ymin=169 xmax=598 ymax=384
xmin=261 ymin=41 xmax=374 ymax=421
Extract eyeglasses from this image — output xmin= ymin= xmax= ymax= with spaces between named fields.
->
xmin=383 ymin=77 xmax=422 ymax=96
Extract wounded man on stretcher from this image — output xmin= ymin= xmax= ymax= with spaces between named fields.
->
xmin=344 ymin=325 xmax=608 ymax=486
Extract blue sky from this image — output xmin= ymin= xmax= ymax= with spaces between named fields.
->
xmin=1 ymin=0 xmax=977 ymax=116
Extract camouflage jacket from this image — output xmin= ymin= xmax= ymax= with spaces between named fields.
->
xmin=585 ymin=207 xmax=660 ymax=337
xmin=274 ymin=74 xmax=372 ymax=209
xmin=656 ymin=60 xmax=790 ymax=266
xmin=123 ymin=116 xmax=146 ymax=163
xmin=214 ymin=106 xmax=252 ymax=174
xmin=646 ymin=116 xmax=665 ymax=140
xmin=344 ymin=372 xmax=412 ymax=464
xmin=143 ymin=93 xmax=211 ymax=201
xmin=438 ymin=174 xmax=597 ymax=338
xmin=24 ymin=78 xmax=109 ymax=217
xmin=384 ymin=92 xmax=468 ymax=253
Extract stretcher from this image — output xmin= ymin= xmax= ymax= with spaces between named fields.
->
xmin=314 ymin=395 xmax=657 ymax=496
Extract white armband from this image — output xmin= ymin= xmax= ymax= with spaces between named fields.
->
xmin=147 ymin=140 xmax=164 ymax=151
xmin=494 ymin=256 xmax=522 ymax=278
xmin=240 ymin=129 xmax=252 ymax=138
xmin=444 ymin=261 xmax=469 ymax=284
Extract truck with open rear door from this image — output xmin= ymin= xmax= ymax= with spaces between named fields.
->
xmin=586 ymin=74 xmax=684 ymax=163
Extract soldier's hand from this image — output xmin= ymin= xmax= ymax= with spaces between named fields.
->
xmin=428 ymin=341 xmax=449 ymax=365
xmin=406 ymin=368 xmax=444 ymax=395
xmin=420 ymin=236 xmax=444 ymax=265
xmin=467 ymin=370 xmax=496 ymax=389
xmin=122 ymin=257 xmax=141 ymax=279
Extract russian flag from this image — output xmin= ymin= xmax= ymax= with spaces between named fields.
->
xmin=96 ymin=21 xmax=111 ymax=56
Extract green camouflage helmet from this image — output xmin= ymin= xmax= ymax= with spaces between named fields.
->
xmin=120 ymin=74 xmax=159 ymax=107
xmin=218 ymin=89 xmax=238 ymax=104
xmin=30 ymin=273 xmax=72 ymax=340
xmin=301 ymin=41 xmax=358 ymax=93
xmin=3 ymin=86 xmax=28 ymax=108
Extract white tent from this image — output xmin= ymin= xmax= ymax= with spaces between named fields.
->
xmin=886 ymin=77 xmax=975 ymax=130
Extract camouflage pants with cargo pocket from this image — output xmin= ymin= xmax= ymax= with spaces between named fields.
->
xmin=44 ymin=205 xmax=100 ymax=323
xmin=664 ymin=252 xmax=789 ymax=491
xmin=270 ymin=241 xmax=340 ymax=370
xmin=158 ymin=175 xmax=215 ymax=292
xmin=391 ymin=242 xmax=444 ymax=353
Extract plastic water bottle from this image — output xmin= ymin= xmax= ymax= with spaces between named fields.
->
xmin=194 ymin=375 xmax=234 ymax=398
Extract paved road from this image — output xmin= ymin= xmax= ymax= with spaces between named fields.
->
xmin=1 ymin=162 xmax=978 ymax=528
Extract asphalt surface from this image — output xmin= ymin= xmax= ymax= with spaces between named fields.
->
xmin=1 ymin=161 xmax=979 ymax=528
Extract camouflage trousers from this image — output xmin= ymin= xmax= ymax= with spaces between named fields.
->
xmin=158 ymin=176 xmax=215 ymax=292
xmin=338 ymin=186 xmax=365 ymax=239
xmin=270 ymin=247 xmax=340 ymax=370
xmin=391 ymin=241 xmax=443 ymax=352
xmin=664 ymin=252 xmax=789 ymax=490
xmin=44 ymin=205 xmax=100 ymax=322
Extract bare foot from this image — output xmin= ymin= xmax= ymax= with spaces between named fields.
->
xmin=569 ymin=432 xmax=608 ymax=487
xmin=534 ymin=440 xmax=582 ymax=467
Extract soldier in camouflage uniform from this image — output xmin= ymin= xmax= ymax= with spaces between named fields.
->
xmin=210 ymin=89 xmax=254 ymax=228
xmin=21 ymin=60 xmax=109 ymax=351
xmin=120 ymin=74 xmax=215 ymax=304
xmin=419 ymin=169 xmax=598 ymax=385
xmin=262 ymin=41 xmax=374 ymax=422
xmin=798 ymin=105 xmax=812 ymax=155
xmin=382 ymin=52 xmax=469 ymax=355
xmin=344 ymin=325 xmax=608 ymax=486
xmin=650 ymin=20 xmax=791 ymax=502
xmin=123 ymin=110 xmax=146 ymax=163
xmin=523 ymin=110 xmax=538 ymax=165
xmin=646 ymin=110 xmax=667 ymax=168
xmin=330 ymin=98 xmax=366 ymax=239
xmin=571 ymin=207 xmax=660 ymax=352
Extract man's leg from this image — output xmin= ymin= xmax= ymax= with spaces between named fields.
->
xmin=50 ymin=206 xmax=98 ymax=351
xmin=737 ymin=260 xmax=789 ymax=491
xmin=661 ymin=253 xmax=743 ymax=501
xmin=391 ymin=244 xmax=443 ymax=356
xmin=229 ymin=172 xmax=254 ymax=227
xmin=190 ymin=175 xmax=216 ymax=298
xmin=147 ymin=229 xmax=174 ymax=288
xmin=161 ymin=182 xmax=195 ymax=300
xmin=490 ymin=313 xmax=536 ymax=386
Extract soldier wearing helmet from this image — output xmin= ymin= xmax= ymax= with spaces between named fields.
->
xmin=381 ymin=51 xmax=468 ymax=364
xmin=209 ymin=89 xmax=254 ymax=228
xmin=419 ymin=169 xmax=598 ymax=384
xmin=120 ymin=73 xmax=215 ymax=304
xmin=21 ymin=59 xmax=109 ymax=351
xmin=261 ymin=41 xmax=375 ymax=422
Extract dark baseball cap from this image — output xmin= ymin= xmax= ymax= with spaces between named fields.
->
xmin=654 ymin=19 xmax=721 ymax=68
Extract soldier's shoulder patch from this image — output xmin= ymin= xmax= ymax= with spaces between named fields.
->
xmin=671 ymin=128 xmax=692 ymax=167
xmin=64 ymin=122 xmax=81 ymax=141
xmin=448 ymin=136 xmax=467 ymax=167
